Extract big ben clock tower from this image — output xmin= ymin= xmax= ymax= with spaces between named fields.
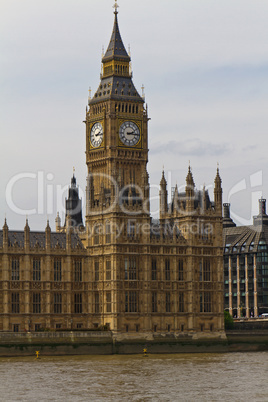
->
xmin=85 ymin=2 xmax=150 ymax=244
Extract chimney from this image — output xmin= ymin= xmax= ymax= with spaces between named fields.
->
xmin=223 ymin=203 xmax=231 ymax=219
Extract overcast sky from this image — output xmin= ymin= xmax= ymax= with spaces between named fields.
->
xmin=1 ymin=0 xmax=268 ymax=230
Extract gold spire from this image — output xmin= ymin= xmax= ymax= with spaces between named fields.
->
xmin=113 ymin=1 xmax=119 ymax=14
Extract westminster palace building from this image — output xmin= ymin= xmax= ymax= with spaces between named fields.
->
xmin=0 ymin=5 xmax=225 ymax=338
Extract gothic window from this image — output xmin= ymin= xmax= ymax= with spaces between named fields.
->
xmin=74 ymin=293 xmax=82 ymax=314
xmin=33 ymin=258 xmax=41 ymax=281
xmin=105 ymin=221 xmax=111 ymax=243
xmin=106 ymin=292 xmax=111 ymax=313
xmin=166 ymin=292 xmax=171 ymax=313
xmin=199 ymin=259 xmax=211 ymax=282
xmin=11 ymin=258 xmax=20 ymax=281
xmin=54 ymin=293 xmax=62 ymax=314
xmin=179 ymin=293 xmax=184 ymax=313
xmin=125 ymin=258 xmax=137 ymax=280
xmin=125 ymin=291 xmax=138 ymax=313
xmin=54 ymin=258 xmax=62 ymax=282
xmin=152 ymin=292 xmax=157 ymax=313
xmin=33 ymin=293 xmax=41 ymax=314
xmin=95 ymin=261 xmax=99 ymax=281
xmin=151 ymin=259 xmax=157 ymax=281
xmin=95 ymin=293 xmax=100 ymax=313
xmin=165 ymin=259 xmax=170 ymax=281
xmin=74 ymin=259 xmax=82 ymax=282
xmin=94 ymin=225 xmax=100 ymax=245
xmin=11 ymin=292 xmax=20 ymax=313
xmin=178 ymin=259 xmax=184 ymax=281
xmin=200 ymin=292 xmax=212 ymax=313
xmin=106 ymin=260 xmax=111 ymax=281
xmin=127 ymin=221 xmax=135 ymax=237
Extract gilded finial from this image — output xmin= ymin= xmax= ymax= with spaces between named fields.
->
xmin=113 ymin=1 xmax=119 ymax=14
xmin=73 ymin=166 xmax=75 ymax=174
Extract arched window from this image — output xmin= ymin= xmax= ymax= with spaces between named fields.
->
xmin=106 ymin=221 xmax=111 ymax=243
xmin=94 ymin=225 xmax=100 ymax=245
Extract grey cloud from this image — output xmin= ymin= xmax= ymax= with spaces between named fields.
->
xmin=150 ymin=139 xmax=230 ymax=157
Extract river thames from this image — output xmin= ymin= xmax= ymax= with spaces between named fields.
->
xmin=0 ymin=352 xmax=267 ymax=401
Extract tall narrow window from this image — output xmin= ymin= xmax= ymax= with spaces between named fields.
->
xmin=11 ymin=292 xmax=20 ymax=313
xmin=166 ymin=292 xmax=171 ymax=313
xmin=178 ymin=259 xmax=184 ymax=281
xmin=152 ymin=292 xmax=157 ymax=313
xmin=200 ymin=259 xmax=211 ymax=282
xmin=200 ymin=292 xmax=212 ymax=312
xmin=95 ymin=293 xmax=100 ymax=313
xmin=33 ymin=258 xmax=41 ymax=281
xmin=54 ymin=258 xmax=62 ymax=282
xmin=203 ymin=260 xmax=211 ymax=282
xmin=94 ymin=261 xmax=99 ymax=281
xmin=54 ymin=293 xmax=62 ymax=314
xmin=106 ymin=260 xmax=111 ymax=281
xmin=105 ymin=221 xmax=111 ymax=243
xmin=74 ymin=293 xmax=82 ymax=314
xmin=179 ymin=293 xmax=184 ymax=313
xmin=33 ymin=293 xmax=41 ymax=314
xmin=125 ymin=291 xmax=138 ymax=313
xmin=94 ymin=225 xmax=100 ymax=245
xmin=129 ymin=258 xmax=137 ymax=280
xmin=11 ymin=258 xmax=20 ymax=281
xmin=125 ymin=258 xmax=137 ymax=280
xmin=152 ymin=259 xmax=157 ymax=281
xmin=106 ymin=292 xmax=111 ymax=313
xmin=74 ymin=259 xmax=82 ymax=282
xmin=165 ymin=259 xmax=170 ymax=281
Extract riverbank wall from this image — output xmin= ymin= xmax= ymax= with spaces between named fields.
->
xmin=0 ymin=329 xmax=267 ymax=356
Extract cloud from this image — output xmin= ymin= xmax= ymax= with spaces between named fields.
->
xmin=150 ymin=139 xmax=231 ymax=157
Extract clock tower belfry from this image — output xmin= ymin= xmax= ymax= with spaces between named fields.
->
xmin=85 ymin=5 xmax=150 ymax=243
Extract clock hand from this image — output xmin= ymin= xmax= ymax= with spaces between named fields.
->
xmin=125 ymin=131 xmax=134 ymax=136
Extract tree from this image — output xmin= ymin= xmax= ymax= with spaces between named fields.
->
xmin=224 ymin=310 xmax=234 ymax=330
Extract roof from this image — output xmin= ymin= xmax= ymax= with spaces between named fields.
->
xmin=0 ymin=231 xmax=85 ymax=250
xmin=89 ymin=76 xmax=143 ymax=105
xmin=102 ymin=12 xmax=130 ymax=63
xmin=223 ymin=224 xmax=268 ymax=253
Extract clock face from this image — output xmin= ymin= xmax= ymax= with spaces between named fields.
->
xmin=90 ymin=122 xmax=103 ymax=148
xmin=119 ymin=121 xmax=140 ymax=147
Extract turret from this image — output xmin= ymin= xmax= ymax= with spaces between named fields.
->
xmin=160 ymin=170 xmax=168 ymax=216
xmin=65 ymin=174 xmax=84 ymax=229
xmin=55 ymin=212 xmax=61 ymax=232
xmin=2 ymin=218 xmax=8 ymax=251
xmin=214 ymin=167 xmax=222 ymax=215
xmin=185 ymin=166 xmax=195 ymax=212
xmin=45 ymin=220 xmax=51 ymax=251
xmin=24 ymin=218 xmax=30 ymax=251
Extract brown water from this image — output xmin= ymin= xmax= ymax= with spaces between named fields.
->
xmin=0 ymin=353 xmax=267 ymax=401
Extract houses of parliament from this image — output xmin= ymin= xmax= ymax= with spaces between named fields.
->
xmin=0 ymin=4 xmax=225 ymax=338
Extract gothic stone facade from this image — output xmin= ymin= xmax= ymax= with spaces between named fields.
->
xmin=0 ymin=9 xmax=225 ymax=337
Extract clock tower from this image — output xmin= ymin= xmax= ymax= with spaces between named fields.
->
xmin=85 ymin=4 xmax=150 ymax=242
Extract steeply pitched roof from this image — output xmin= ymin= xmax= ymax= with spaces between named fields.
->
xmin=102 ymin=12 xmax=130 ymax=63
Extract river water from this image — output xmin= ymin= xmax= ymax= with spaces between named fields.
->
xmin=0 ymin=352 xmax=267 ymax=401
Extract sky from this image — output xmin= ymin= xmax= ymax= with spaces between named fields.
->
xmin=1 ymin=0 xmax=268 ymax=230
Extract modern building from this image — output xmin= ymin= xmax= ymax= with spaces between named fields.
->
xmin=0 ymin=5 xmax=225 ymax=338
xmin=223 ymin=199 xmax=268 ymax=317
